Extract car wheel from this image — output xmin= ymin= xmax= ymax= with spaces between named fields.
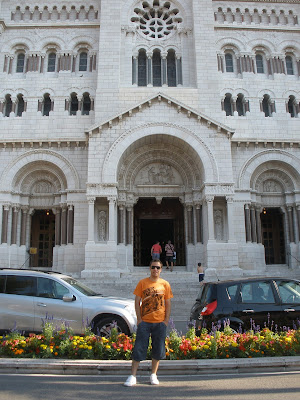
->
xmin=93 ymin=316 xmax=130 ymax=337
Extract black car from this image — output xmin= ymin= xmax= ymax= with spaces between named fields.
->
xmin=190 ymin=277 xmax=300 ymax=333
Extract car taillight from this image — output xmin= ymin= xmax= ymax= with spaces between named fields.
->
xmin=201 ymin=300 xmax=217 ymax=316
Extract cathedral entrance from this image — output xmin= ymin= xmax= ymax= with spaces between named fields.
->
xmin=261 ymin=208 xmax=286 ymax=264
xmin=30 ymin=210 xmax=55 ymax=268
xmin=133 ymin=198 xmax=185 ymax=266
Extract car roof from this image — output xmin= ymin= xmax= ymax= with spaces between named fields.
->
xmin=0 ymin=268 xmax=68 ymax=279
xmin=205 ymin=276 xmax=300 ymax=284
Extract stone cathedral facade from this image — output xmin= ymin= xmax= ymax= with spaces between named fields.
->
xmin=0 ymin=0 xmax=300 ymax=279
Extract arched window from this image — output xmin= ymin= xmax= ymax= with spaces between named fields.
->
xmin=82 ymin=92 xmax=91 ymax=115
xmin=287 ymin=95 xmax=298 ymax=117
xmin=236 ymin=94 xmax=246 ymax=116
xmin=70 ymin=93 xmax=78 ymax=115
xmin=152 ymin=49 xmax=162 ymax=87
xmin=79 ymin=52 xmax=88 ymax=71
xmin=167 ymin=49 xmax=176 ymax=87
xmin=285 ymin=56 xmax=294 ymax=75
xmin=47 ymin=52 xmax=56 ymax=72
xmin=262 ymin=94 xmax=272 ymax=117
xmin=255 ymin=54 xmax=264 ymax=74
xmin=224 ymin=93 xmax=233 ymax=116
xmin=138 ymin=49 xmax=147 ymax=86
xmin=16 ymin=53 xmax=25 ymax=73
xmin=16 ymin=94 xmax=25 ymax=117
xmin=4 ymin=94 xmax=12 ymax=117
xmin=43 ymin=93 xmax=52 ymax=116
xmin=225 ymin=53 xmax=234 ymax=72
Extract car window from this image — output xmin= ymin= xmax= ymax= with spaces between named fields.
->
xmin=240 ymin=281 xmax=275 ymax=304
xmin=37 ymin=277 xmax=69 ymax=300
xmin=0 ymin=275 xmax=5 ymax=293
xmin=5 ymin=275 xmax=37 ymax=296
xmin=226 ymin=284 xmax=239 ymax=301
xmin=61 ymin=277 xmax=98 ymax=296
xmin=276 ymin=280 xmax=300 ymax=304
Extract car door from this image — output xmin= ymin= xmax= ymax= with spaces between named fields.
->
xmin=0 ymin=274 xmax=36 ymax=332
xmin=275 ymin=279 xmax=300 ymax=328
xmin=235 ymin=280 xmax=279 ymax=330
xmin=33 ymin=277 xmax=83 ymax=333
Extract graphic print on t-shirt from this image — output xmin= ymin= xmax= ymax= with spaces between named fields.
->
xmin=141 ymin=286 xmax=164 ymax=318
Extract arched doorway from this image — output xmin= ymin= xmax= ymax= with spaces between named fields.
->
xmin=30 ymin=209 xmax=55 ymax=268
xmin=134 ymin=198 xmax=185 ymax=266
xmin=261 ymin=208 xmax=286 ymax=264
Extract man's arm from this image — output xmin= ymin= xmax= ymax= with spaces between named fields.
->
xmin=135 ymin=295 xmax=142 ymax=325
xmin=163 ymin=298 xmax=171 ymax=326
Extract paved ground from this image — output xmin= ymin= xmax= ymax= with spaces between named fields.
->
xmin=0 ymin=371 xmax=300 ymax=400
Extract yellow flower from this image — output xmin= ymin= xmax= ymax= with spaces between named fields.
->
xmin=203 ymin=345 xmax=209 ymax=350
xmin=105 ymin=345 xmax=111 ymax=349
xmin=231 ymin=342 xmax=238 ymax=347
xmin=88 ymin=346 xmax=92 ymax=350
xmin=191 ymin=346 xmax=197 ymax=351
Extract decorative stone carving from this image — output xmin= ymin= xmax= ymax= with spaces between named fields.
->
xmin=98 ymin=210 xmax=107 ymax=242
xmin=263 ymin=180 xmax=280 ymax=193
xmin=135 ymin=163 xmax=180 ymax=185
xmin=33 ymin=181 xmax=53 ymax=194
xmin=214 ymin=209 xmax=224 ymax=241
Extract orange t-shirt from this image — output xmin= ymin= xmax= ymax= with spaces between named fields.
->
xmin=151 ymin=244 xmax=162 ymax=253
xmin=133 ymin=277 xmax=173 ymax=323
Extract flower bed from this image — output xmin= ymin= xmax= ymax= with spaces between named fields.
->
xmin=1 ymin=323 xmax=300 ymax=360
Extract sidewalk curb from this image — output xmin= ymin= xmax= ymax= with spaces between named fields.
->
xmin=1 ymin=356 xmax=300 ymax=375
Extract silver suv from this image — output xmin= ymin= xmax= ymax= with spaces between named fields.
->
xmin=0 ymin=269 xmax=136 ymax=336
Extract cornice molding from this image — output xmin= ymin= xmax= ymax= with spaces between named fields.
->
xmin=213 ymin=0 xmax=300 ymax=3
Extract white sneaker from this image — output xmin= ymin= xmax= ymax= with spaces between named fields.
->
xmin=150 ymin=373 xmax=159 ymax=385
xmin=124 ymin=375 xmax=137 ymax=387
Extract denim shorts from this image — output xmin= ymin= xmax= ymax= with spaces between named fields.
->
xmin=132 ymin=321 xmax=167 ymax=361
xmin=152 ymin=253 xmax=160 ymax=260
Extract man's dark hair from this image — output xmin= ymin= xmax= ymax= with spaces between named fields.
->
xmin=198 ymin=262 xmax=202 ymax=266
xmin=150 ymin=259 xmax=163 ymax=268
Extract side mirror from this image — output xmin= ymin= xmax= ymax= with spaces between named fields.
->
xmin=63 ymin=293 xmax=75 ymax=302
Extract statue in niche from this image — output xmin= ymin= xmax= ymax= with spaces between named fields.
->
xmin=214 ymin=209 xmax=223 ymax=241
xmin=33 ymin=181 xmax=52 ymax=194
xmin=98 ymin=211 xmax=107 ymax=241
xmin=263 ymin=180 xmax=279 ymax=193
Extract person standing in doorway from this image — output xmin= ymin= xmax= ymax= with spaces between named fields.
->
xmin=124 ymin=259 xmax=173 ymax=387
xmin=165 ymin=240 xmax=175 ymax=271
xmin=151 ymin=241 xmax=162 ymax=260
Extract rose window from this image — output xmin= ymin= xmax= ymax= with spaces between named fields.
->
xmin=131 ymin=1 xmax=183 ymax=40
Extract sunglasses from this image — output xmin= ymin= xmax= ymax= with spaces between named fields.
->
xmin=151 ymin=265 xmax=161 ymax=270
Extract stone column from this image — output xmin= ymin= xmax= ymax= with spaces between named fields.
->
xmin=11 ymin=206 xmax=19 ymax=245
xmin=195 ymin=204 xmax=202 ymax=243
xmin=132 ymin=55 xmax=138 ymax=85
xmin=108 ymin=196 xmax=116 ymax=242
xmin=296 ymin=205 xmax=300 ymax=243
xmin=67 ymin=204 xmax=74 ymax=244
xmin=61 ymin=205 xmax=68 ymax=245
xmin=161 ymin=52 xmax=167 ymax=86
xmin=147 ymin=51 xmax=152 ymax=86
xmin=206 ymin=196 xmax=215 ymax=241
xmin=55 ymin=208 xmax=61 ymax=245
xmin=126 ymin=206 xmax=133 ymax=245
xmin=186 ymin=205 xmax=193 ymax=244
xmin=256 ymin=207 xmax=262 ymax=244
xmin=118 ymin=204 xmax=125 ymax=244
xmin=176 ymin=55 xmax=183 ymax=86
xmin=226 ymin=196 xmax=235 ymax=242
xmin=244 ymin=204 xmax=251 ymax=243
xmin=287 ymin=206 xmax=295 ymax=243
xmin=20 ymin=207 xmax=28 ymax=246
xmin=87 ymin=197 xmax=95 ymax=242
xmin=250 ymin=205 xmax=257 ymax=243
xmin=1 ymin=204 xmax=10 ymax=244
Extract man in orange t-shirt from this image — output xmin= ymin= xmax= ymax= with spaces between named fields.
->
xmin=124 ymin=259 xmax=173 ymax=387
